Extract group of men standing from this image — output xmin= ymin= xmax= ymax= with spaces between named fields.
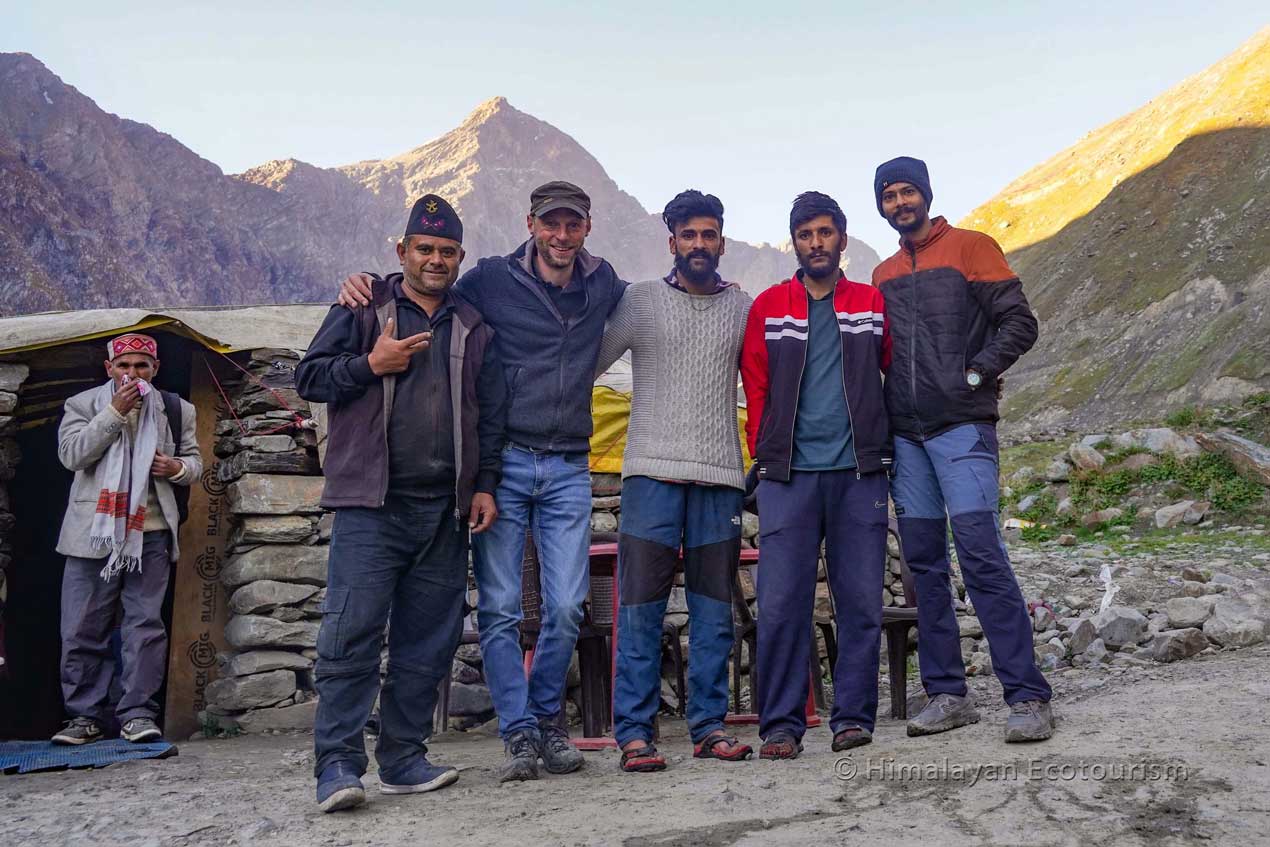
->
xmin=42 ymin=153 xmax=1052 ymax=813
xmin=292 ymin=158 xmax=1053 ymax=811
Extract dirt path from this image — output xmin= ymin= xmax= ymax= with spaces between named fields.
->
xmin=5 ymin=642 xmax=1269 ymax=847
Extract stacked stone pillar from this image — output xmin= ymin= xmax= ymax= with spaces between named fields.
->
xmin=202 ymin=349 xmax=329 ymax=732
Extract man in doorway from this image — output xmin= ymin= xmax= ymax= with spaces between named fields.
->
xmin=297 ymin=195 xmax=507 ymax=812
xmin=337 ymin=182 xmax=627 ymax=782
xmin=740 ymin=192 xmax=893 ymax=759
xmin=595 ymin=190 xmax=753 ymax=772
xmin=53 ymin=333 xmax=202 ymax=746
xmin=871 ymin=156 xmax=1053 ymax=742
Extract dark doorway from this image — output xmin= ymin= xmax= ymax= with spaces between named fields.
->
xmin=0 ymin=331 xmax=196 ymax=739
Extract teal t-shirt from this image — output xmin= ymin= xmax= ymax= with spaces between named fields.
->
xmin=791 ymin=293 xmax=856 ymax=471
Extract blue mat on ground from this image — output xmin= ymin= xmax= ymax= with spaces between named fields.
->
xmin=0 ymin=739 xmax=177 ymax=774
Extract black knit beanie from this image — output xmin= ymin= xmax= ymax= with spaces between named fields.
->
xmin=874 ymin=156 xmax=932 ymax=216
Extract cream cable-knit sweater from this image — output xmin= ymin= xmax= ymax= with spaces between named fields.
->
xmin=596 ymin=278 xmax=752 ymax=490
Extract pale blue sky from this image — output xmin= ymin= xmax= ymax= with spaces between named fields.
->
xmin=4 ymin=2 xmax=1265 ymax=253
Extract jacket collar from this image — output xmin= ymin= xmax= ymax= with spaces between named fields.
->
xmin=901 ymin=216 xmax=951 ymax=254
xmin=378 ymin=272 xmax=482 ymax=328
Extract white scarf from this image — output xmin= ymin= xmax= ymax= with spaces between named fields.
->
xmin=87 ymin=380 xmax=162 ymax=580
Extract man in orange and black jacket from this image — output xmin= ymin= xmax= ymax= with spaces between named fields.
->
xmin=872 ymin=156 xmax=1054 ymax=743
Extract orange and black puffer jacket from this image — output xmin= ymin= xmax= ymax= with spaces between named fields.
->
xmin=872 ymin=217 xmax=1038 ymax=441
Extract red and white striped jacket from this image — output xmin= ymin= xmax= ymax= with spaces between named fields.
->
xmin=740 ymin=271 xmax=893 ymax=482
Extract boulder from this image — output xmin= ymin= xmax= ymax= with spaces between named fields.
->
xmin=227 ymin=474 xmax=325 ymax=515
xmin=1082 ymin=508 xmax=1124 ymax=529
xmin=1057 ymin=533 xmax=1078 ymax=546
xmin=1151 ymin=628 xmax=1209 ymax=663
xmin=1092 ymin=605 xmax=1148 ymax=648
xmin=1080 ymin=434 xmax=1111 ymax=449
xmin=1069 ymin=444 xmax=1106 ymax=471
xmin=742 ymin=511 xmax=760 ymax=539
xmin=221 ymin=545 xmax=328 ymax=588
xmin=1203 ymin=597 xmax=1267 ymax=647
xmin=1180 ymin=566 xmax=1209 ymax=583
xmin=1045 ymin=460 xmax=1071 ymax=482
xmin=957 ymin=616 xmax=983 ymax=638
xmin=1068 ymin=618 xmax=1098 ymax=654
xmin=1032 ymin=605 xmax=1057 ymax=632
xmin=1056 ymin=497 xmax=1074 ymax=516
xmin=1016 ymin=494 xmax=1039 ymax=513
xmin=224 ymin=650 xmax=314 ymax=677
xmin=447 ymin=682 xmax=494 ymax=717
xmin=219 ymin=449 xmax=320 ymax=483
xmin=1155 ymin=501 xmax=1196 ymax=529
xmin=966 ymin=651 xmax=993 ymax=677
xmin=239 ymin=435 xmax=300 ymax=454
xmin=590 ymin=511 xmax=618 ymax=533
xmin=0 ymin=363 xmax=29 ymax=393
xmin=1125 ymin=428 xmax=1201 ymax=458
xmin=1034 ymin=642 xmax=1065 ymax=664
xmin=229 ymin=580 xmax=321 ymax=615
xmin=1083 ymin=638 xmax=1110 ymax=664
xmin=224 ymin=615 xmax=320 ymax=650
xmin=1164 ymin=596 xmax=1217 ymax=628
xmin=236 ymin=700 xmax=318 ymax=732
xmin=234 ymin=515 xmax=316 ymax=545
xmin=1110 ymin=453 xmax=1160 ymax=473
xmin=204 ymin=668 xmax=296 ymax=711
xmin=1196 ymin=430 xmax=1270 ymax=486
xmin=1182 ymin=501 xmax=1210 ymax=526
xmin=451 ymin=658 xmax=482 ymax=685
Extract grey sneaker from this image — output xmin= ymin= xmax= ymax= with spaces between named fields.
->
xmin=52 ymin=717 xmax=103 ymax=745
xmin=1004 ymin=700 xmax=1054 ymax=743
xmin=906 ymin=693 xmax=981 ymax=737
xmin=539 ymin=723 xmax=584 ymax=775
xmin=498 ymin=729 xmax=540 ymax=783
xmin=121 ymin=717 xmax=163 ymax=743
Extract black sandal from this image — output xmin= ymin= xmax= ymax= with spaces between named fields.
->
xmin=693 ymin=731 xmax=753 ymax=761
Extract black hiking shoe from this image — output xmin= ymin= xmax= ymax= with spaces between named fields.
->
xmin=498 ymin=729 xmax=540 ymax=783
xmin=539 ymin=723 xmax=584 ymax=774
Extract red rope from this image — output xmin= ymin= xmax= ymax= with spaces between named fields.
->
xmin=203 ymin=352 xmax=309 ymax=437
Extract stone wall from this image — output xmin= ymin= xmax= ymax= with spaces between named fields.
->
xmin=202 ymin=349 xmax=328 ymax=732
xmin=0 ymin=364 xmax=29 ymax=656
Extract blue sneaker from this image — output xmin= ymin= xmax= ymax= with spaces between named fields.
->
xmin=378 ymin=757 xmax=460 ymax=795
xmin=316 ymin=761 xmax=366 ymax=813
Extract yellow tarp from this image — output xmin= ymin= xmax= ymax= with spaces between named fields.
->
xmin=588 ymin=385 xmax=752 ymax=473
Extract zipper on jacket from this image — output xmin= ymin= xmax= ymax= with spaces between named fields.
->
xmin=836 ymin=283 xmax=861 ymax=472
xmin=907 ymin=249 xmax=927 ymax=442
xmin=787 ymin=285 xmax=811 ymax=468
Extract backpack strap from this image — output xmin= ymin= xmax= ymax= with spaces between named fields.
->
xmin=160 ymin=389 xmax=190 ymax=526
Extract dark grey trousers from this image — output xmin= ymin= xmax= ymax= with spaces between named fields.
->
xmin=60 ymin=531 xmax=172 ymax=724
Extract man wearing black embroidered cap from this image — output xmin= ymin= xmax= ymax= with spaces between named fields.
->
xmin=296 ymin=194 xmax=508 ymax=812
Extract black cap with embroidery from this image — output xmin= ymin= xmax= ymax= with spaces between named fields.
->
xmin=405 ymin=194 xmax=463 ymax=244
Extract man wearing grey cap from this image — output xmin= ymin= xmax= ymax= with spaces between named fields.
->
xmin=339 ymin=181 xmax=627 ymax=782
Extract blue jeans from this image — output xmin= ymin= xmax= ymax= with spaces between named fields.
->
xmin=313 ymin=496 xmax=467 ymax=777
xmin=755 ymin=470 xmax=888 ymax=740
xmin=472 ymin=445 xmax=592 ymax=738
xmin=612 ymin=477 xmax=740 ymax=747
xmin=892 ymin=423 xmax=1051 ymax=705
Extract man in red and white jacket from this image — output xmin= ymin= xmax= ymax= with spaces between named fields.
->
xmin=740 ymin=192 xmax=893 ymax=759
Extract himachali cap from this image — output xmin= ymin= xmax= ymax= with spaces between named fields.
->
xmin=530 ymin=181 xmax=591 ymax=218
xmin=107 ymin=333 xmax=158 ymax=362
xmin=405 ymin=194 xmax=463 ymax=244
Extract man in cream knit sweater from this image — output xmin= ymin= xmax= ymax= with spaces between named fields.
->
xmin=595 ymin=190 xmax=753 ymax=772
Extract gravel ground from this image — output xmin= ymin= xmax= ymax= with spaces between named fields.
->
xmin=5 ymin=537 xmax=1270 ymax=847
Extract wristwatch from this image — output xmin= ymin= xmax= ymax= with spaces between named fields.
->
xmin=966 ymin=369 xmax=983 ymax=389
